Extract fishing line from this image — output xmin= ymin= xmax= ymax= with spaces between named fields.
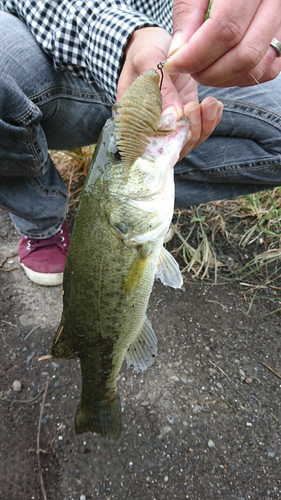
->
xmin=250 ymin=72 xmax=281 ymax=112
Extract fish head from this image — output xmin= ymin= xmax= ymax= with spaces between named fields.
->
xmin=123 ymin=114 xmax=189 ymax=242
xmin=88 ymin=70 xmax=190 ymax=244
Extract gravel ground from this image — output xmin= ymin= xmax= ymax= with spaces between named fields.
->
xmin=0 ymin=207 xmax=280 ymax=500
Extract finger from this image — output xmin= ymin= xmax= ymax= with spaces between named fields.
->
xmin=189 ymin=0 xmax=281 ymax=86
xmin=191 ymin=98 xmax=223 ymax=149
xmin=169 ymin=0 xmax=209 ymax=55
xmin=170 ymin=73 xmax=198 ymax=103
xmin=165 ymin=0 xmax=262 ymax=75
xmin=193 ymin=32 xmax=281 ymax=88
xmin=255 ymin=57 xmax=281 ymax=83
xmin=250 ymin=46 xmax=279 ymax=82
xmin=179 ymin=98 xmax=223 ymax=159
xmin=210 ymin=56 xmax=281 ymax=87
xmin=160 ymin=74 xmax=186 ymax=119
xmin=250 ymin=30 xmax=281 ymax=81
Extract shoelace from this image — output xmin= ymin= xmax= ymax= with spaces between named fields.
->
xmin=26 ymin=229 xmax=68 ymax=254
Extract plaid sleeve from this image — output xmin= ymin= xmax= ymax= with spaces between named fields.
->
xmin=0 ymin=0 xmax=162 ymax=103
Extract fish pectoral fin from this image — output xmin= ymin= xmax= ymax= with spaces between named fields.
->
xmin=122 ymin=251 xmax=149 ymax=293
xmin=155 ymin=246 xmax=183 ymax=289
xmin=126 ymin=316 xmax=157 ymax=372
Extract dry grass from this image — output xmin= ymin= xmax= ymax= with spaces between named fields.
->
xmin=170 ymin=208 xmax=223 ymax=282
xmin=171 ymin=193 xmax=280 ymax=281
xmin=51 ymin=146 xmax=94 ymax=207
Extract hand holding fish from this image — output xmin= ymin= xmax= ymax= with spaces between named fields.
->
xmin=165 ymin=0 xmax=281 ymax=87
xmin=117 ymin=26 xmax=223 ymax=160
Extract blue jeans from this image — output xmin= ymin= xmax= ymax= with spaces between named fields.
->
xmin=1 ymin=12 xmax=281 ymax=238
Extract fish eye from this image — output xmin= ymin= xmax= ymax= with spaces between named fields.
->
xmin=108 ymin=134 xmax=122 ymax=163
xmin=113 ymin=149 xmax=122 ymax=161
xmin=109 ymin=148 xmax=122 ymax=163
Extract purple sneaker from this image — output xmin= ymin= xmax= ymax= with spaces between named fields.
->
xmin=19 ymin=221 xmax=70 ymax=286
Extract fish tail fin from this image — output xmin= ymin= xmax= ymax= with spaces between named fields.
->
xmin=51 ymin=324 xmax=76 ymax=359
xmin=75 ymin=395 xmax=122 ymax=440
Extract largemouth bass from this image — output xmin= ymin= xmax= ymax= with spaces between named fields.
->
xmin=51 ymin=69 xmax=190 ymax=439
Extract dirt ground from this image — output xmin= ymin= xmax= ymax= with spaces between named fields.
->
xmin=0 ymin=206 xmax=280 ymax=500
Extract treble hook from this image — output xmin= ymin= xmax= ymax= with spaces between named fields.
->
xmin=156 ymin=59 xmax=169 ymax=91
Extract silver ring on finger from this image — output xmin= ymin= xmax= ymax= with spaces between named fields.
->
xmin=270 ymin=37 xmax=281 ymax=57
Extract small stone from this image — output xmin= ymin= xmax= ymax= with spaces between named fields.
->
xmin=158 ymin=426 xmax=172 ymax=439
xmin=19 ymin=314 xmax=33 ymax=327
xmin=245 ymin=377 xmax=253 ymax=384
xmin=164 ymin=476 xmax=168 ymax=482
xmin=12 ymin=380 xmax=22 ymax=392
xmin=80 ymin=496 xmax=86 ymax=500
xmin=208 ymin=439 xmax=215 ymax=448
xmin=26 ymin=352 xmax=35 ymax=364
xmin=239 ymin=369 xmax=246 ymax=380
xmin=226 ymin=256 xmax=235 ymax=271
xmin=267 ymin=451 xmax=276 ymax=459
xmin=170 ymin=375 xmax=180 ymax=382
xmin=166 ymin=415 xmax=174 ymax=425
xmin=193 ymin=404 xmax=202 ymax=414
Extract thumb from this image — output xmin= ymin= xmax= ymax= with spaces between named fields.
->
xmin=169 ymin=0 xmax=209 ymax=56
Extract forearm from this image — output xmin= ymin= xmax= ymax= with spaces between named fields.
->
xmin=0 ymin=0 xmax=160 ymax=103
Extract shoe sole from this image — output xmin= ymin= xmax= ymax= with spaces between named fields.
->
xmin=20 ymin=263 xmax=63 ymax=286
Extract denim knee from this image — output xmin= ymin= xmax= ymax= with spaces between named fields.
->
xmin=0 ymin=75 xmax=48 ymax=178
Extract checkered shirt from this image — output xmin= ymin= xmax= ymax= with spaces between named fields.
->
xmin=0 ymin=0 xmax=172 ymax=103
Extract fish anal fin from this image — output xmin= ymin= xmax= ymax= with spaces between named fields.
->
xmin=51 ymin=340 xmax=76 ymax=359
xmin=126 ymin=316 xmax=157 ymax=372
xmin=51 ymin=325 xmax=76 ymax=359
xmin=156 ymin=246 xmax=183 ymax=289
xmin=75 ymin=395 xmax=122 ymax=440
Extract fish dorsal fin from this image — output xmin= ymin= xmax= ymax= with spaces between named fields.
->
xmin=156 ymin=246 xmax=183 ymax=289
xmin=126 ymin=316 xmax=157 ymax=372
xmin=115 ymin=70 xmax=162 ymax=177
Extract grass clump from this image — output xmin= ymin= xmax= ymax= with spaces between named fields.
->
xmin=50 ymin=146 xmax=95 ymax=207
xmin=169 ymin=189 xmax=280 ymax=299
